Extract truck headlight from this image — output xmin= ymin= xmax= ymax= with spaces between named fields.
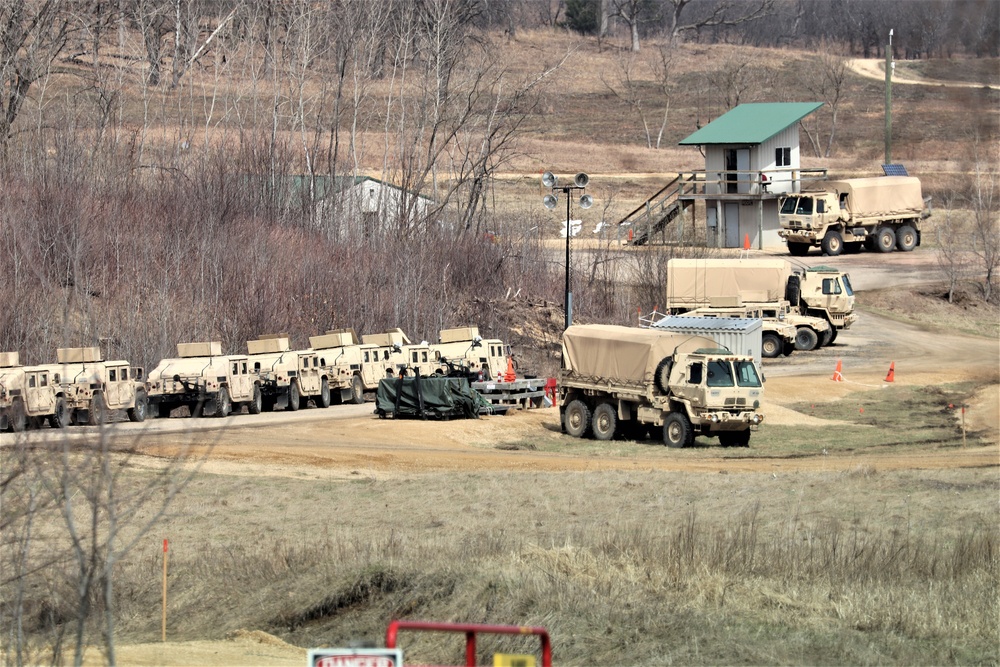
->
xmin=752 ymin=414 xmax=761 ymax=424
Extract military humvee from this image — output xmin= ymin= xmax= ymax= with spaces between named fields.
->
xmin=146 ymin=342 xmax=261 ymax=418
xmin=309 ymin=329 xmax=368 ymax=404
xmin=429 ymin=327 xmax=511 ymax=380
xmin=0 ymin=352 xmax=70 ymax=431
xmin=247 ymin=335 xmax=333 ymax=411
xmin=43 ymin=347 xmax=148 ymax=425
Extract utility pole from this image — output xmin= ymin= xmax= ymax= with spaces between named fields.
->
xmin=885 ymin=29 xmax=894 ymax=164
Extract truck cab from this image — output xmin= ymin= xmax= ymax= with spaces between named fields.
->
xmin=147 ymin=342 xmax=260 ymax=418
xmin=797 ymin=267 xmax=857 ymax=334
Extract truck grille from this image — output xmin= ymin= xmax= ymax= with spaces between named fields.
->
xmin=724 ymin=397 xmax=746 ymax=407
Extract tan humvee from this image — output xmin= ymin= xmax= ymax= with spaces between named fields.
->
xmin=429 ymin=326 xmax=511 ymax=380
xmin=0 ymin=352 xmax=70 ymax=431
xmin=41 ymin=347 xmax=148 ymax=425
xmin=146 ymin=342 xmax=260 ymax=418
xmin=559 ymin=325 xmax=763 ymax=448
xmin=247 ymin=335 xmax=333 ymax=411
xmin=309 ymin=329 xmax=367 ymax=404
xmin=361 ymin=329 xmax=446 ymax=379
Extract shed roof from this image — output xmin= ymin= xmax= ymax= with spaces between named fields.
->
xmin=652 ymin=316 xmax=761 ymax=333
xmin=679 ymin=102 xmax=823 ymax=146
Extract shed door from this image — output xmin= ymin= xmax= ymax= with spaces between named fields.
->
xmin=736 ymin=149 xmax=750 ymax=194
xmin=724 ymin=203 xmax=741 ymax=247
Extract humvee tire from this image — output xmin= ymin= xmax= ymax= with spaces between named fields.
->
xmin=318 ymin=379 xmax=331 ymax=408
xmin=215 ymin=386 xmax=232 ymax=418
xmin=349 ymin=375 xmax=364 ymax=405
xmin=591 ymin=402 xmax=618 ymax=441
xmin=49 ymin=397 xmax=69 ymax=429
xmin=287 ymin=382 xmax=300 ymax=411
xmin=794 ymin=327 xmax=819 ymax=351
xmin=248 ymin=385 xmax=262 ymax=414
xmin=128 ymin=391 xmax=147 ymax=423
xmin=9 ymin=398 xmax=27 ymax=432
xmin=563 ymin=399 xmax=591 ymax=438
xmin=819 ymin=328 xmax=834 ymax=347
xmin=663 ymin=412 xmax=693 ymax=448
xmin=87 ymin=393 xmax=107 ymax=425
xmin=761 ymin=333 xmax=782 ymax=358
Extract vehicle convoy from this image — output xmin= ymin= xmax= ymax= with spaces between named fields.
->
xmin=147 ymin=342 xmax=261 ymax=418
xmin=45 ymin=347 xmax=148 ymax=424
xmin=362 ymin=329 xmax=447 ymax=378
xmin=246 ymin=335 xmax=337 ymax=411
xmin=0 ymin=352 xmax=69 ymax=432
xmin=429 ymin=327 xmax=511 ymax=380
xmin=777 ymin=175 xmax=930 ymax=256
xmin=559 ymin=325 xmax=764 ymax=448
xmin=666 ymin=259 xmax=836 ymax=354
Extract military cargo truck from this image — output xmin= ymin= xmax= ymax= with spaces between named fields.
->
xmin=147 ymin=342 xmax=261 ymax=418
xmin=429 ymin=327 xmax=510 ymax=380
xmin=0 ymin=352 xmax=70 ymax=431
xmin=247 ymin=336 xmax=332 ymax=411
xmin=666 ymin=259 xmax=835 ymax=351
xmin=45 ymin=347 xmax=148 ymax=424
xmin=309 ymin=329 xmax=367 ymax=404
xmin=777 ymin=175 xmax=929 ymax=256
xmin=559 ymin=325 xmax=764 ymax=448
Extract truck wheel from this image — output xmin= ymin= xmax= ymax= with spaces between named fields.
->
xmin=761 ymin=333 xmax=782 ymax=358
xmin=287 ymin=382 xmax=300 ymax=411
xmin=828 ymin=328 xmax=839 ymax=344
xmin=875 ymin=227 xmax=896 ymax=253
xmin=318 ymin=379 xmax=331 ymax=408
xmin=663 ymin=412 xmax=693 ymax=448
xmin=795 ymin=327 xmax=819 ymax=351
xmin=782 ymin=340 xmax=796 ymax=356
xmin=896 ymin=225 xmax=917 ymax=252
xmin=248 ymin=385 xmax=263 ymax=414
xmin=821 ymin=230 xmax=843 ymax=256
xmin=819 ymin=328 xmax=834 ymax=347
xmin=591 ymin=403 xmax=618 ymax=441
xmin=9 ymin=399 xmax=27 ymax=432
xmin=349 ymin=375 xmax=364 ymax=405
xmin=215 ymin=387 xmax=232 ymax=418
xmin=787 ymin=241 xmax=810 ymax=257
xmin=654 ymin=357 xmax=674 ymax=393
xmin=49 ymin=397 xmax=69 ymax=429
xmin=87 ymin=393 xmax=107 ymax=425
xmin=563 ymin=399 xmax=591 ymax=438
xmin=127 ymin=391 xmax=147 ymax=423
xmin=784 ymin=275 xmax=800 ymax=307
xmin=719 ymin=431 xmax=751 ymax=447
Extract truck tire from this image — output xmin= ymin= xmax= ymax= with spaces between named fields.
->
xmin=158 ymin=402 xmax=174 ymax=419
xmin=874 ymin=227 xmax=896 ymax=253
xmin=127 ymin=391 xmax=147 ymax=423
xmin=287 ymin=382 xmax=300 ymax=411
xmin=215 ymin=386 xmax=232 ymax=418
xmin=563 ymin=399 xmax=591 ymax=438
xmin=784 ymin=275 xmax=801 ymax=308
xmin=663 ymin=412 xmax=693 ymax=448
xmin=318 ymin=378 xmax=331 ymax=408
xmin=87 ymin=393 xmax=107 ymax=425
xmin=719 ymin=430 xmax=751 ymax=447
xmin=761 ymin=333 xmax=782 ymax=358
xmin=794 ymin=327 xmax=819 ymax=351
xmin=654 ymin=357 xmax=674 ymax=393
xmin=819 ymin=328 xmax=834 ymax=347
xmin=591 ymin=402 xmax=618 ymax=441
xmin=49 ymin=397 xmax=69 ymax=429
xmin=9 ymin=399 xmax=27 ymax=432
xmin=349 ymin=375 xmax=365 ymax=404
xmin=787 ymin=241 xmax=810 ymax=257
xmin=248 ymin=385 xmax=263 ymax=414
xmin=821 ymin=230 xmax=843 ymax=256
xmin=828 ymin=328 xmax=839 ymax=344
xmin=896 ymin=225 xmax=917 ymax=252
xmin=782 ymin=340 xmax=796 ymax=356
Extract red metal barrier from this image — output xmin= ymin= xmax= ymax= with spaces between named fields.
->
xmin=385 ymin=620 xmax=552 ymax=667
xmin=544 ymin=378 xmax=558 ymax=404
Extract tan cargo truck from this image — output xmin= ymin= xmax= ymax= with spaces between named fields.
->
xmin=44 ymin=347 xmax=148 ymax=425
xmin=0 ymin=352 xmax=70 ymax=431
xmin=247 ymin=336 xmax=333 ymax=411
xmin=429 ymin=327 xmax=510 ymax=381
xmin=778 ymin=175 xmax=930 ymax=256
xmin=309 ymin=329 xmax=368 ymax=404
xmin=146 ymin=342 xmax=261 ymax=418
xmin=666 ymin=259 xmax=833 ymax=352
xmin=559 ymin=325 xmax=764 ymax=448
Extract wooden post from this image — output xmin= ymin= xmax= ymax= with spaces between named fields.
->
xmin=962 ymin=406 xmax=966 ymax=448
xmin=162 ymin=539 xmax=168 ymax=642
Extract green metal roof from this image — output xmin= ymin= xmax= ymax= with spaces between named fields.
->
xmin=679 ymin=102 xmax=823 ymax=146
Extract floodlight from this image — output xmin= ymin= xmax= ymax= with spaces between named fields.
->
xmin=579 ymin=194 xmax=593 ymax=209
xmin=574 ymin=172 xmax=590 ymax=188
xmin=541 ymin=171 xmax=557 ymax=188
xmin=543 ymin=194 xmax=558 ymax=210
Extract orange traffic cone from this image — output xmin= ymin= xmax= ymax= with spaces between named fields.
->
xmin=504 ymin=356 xmax=517 ymax=382
xmin=743 ymin=233 xmax=751 ymax=251
xmin=885 ymin=361 xmax=895 ymax=382
xmin=832 ymin=359 xmax=843 ymax=382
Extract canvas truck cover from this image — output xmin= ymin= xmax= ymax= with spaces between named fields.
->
xmin=804 ymin=176 xmax=925 ymax=217
xmin=561 ymin=325 xmax=718 ymax=387
xmin=666 ymin=259 xmax=791 ymax=306
xmin=375 ymin=375 xmax=489 ymax=419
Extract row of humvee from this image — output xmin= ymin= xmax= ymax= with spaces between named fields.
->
xmin=0 ymin=327 xmax=511 ymax=431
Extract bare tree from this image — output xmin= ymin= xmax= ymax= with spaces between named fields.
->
xmin=664 ymin=0 xmax=773 ymax=42
xmin=934 ymin=195 xmax=973 ymax=304
xmin=796 ymin=45 xmax=847 ymax=158
xmin=968 ymin=139 xmax=999 ymax=301
xmin=601 ymin=44 xmax=674 ymax=149
xmin=706 ymin=49 xmax=771 ymax=110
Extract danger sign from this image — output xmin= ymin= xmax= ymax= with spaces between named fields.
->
xmin=308 ymin=648 xmax=403 ymax=667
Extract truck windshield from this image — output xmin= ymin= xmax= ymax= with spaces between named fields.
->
xmin=734 ymin=361 xmax=762 ymax=387
xmin=706 ymin=360 xmax=734 ymax=387
xmin=841 ymin=273 xmax=854 ymax=296
xmin=780 ymin=197 xmax=798 ymax=215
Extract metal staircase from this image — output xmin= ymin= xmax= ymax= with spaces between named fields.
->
xmin=616 ymin=174 xmax=696 ymax=245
